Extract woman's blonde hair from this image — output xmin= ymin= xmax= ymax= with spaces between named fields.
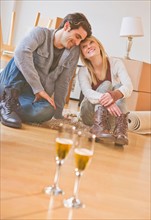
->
xmin=80 ymin=35 xmax=108 ymax=85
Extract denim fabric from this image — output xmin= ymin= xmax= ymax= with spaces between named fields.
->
xmin=18 ymin=95 xmax=55 ymax=123
xmin=0 ymin=58 xmax=26 ymax=90
xmin=0 ymin=58 xmax=55 ymax=123
xmin=80 ymin=81 xmax=127 ymax=126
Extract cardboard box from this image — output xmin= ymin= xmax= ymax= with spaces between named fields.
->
xmin=126 ymin=91 xmax=151 ymax=111
xmin=121 ymin=58 xmax=151 ymax=111
xmin=121 ymin=59 xmax=151 ymax=93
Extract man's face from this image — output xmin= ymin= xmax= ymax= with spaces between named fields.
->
xmin=61 ymin=22 xmax=87 ymax=49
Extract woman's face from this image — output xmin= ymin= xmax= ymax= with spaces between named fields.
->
xmin=80 ymin=39 xmax=100 ymax=60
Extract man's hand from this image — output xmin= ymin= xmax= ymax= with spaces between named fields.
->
xmin=106 ymin=103 xmax=122 ymax=117
xmin=33 ymin=91 xmax=56 ymax=109
xmin=99 ymin=93 xmax=114 ymax=107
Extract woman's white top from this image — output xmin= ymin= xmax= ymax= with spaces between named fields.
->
xmin=78 ymin=57 xmax=133 ymax=104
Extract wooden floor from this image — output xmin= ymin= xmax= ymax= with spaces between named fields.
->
xmin=0 ymin=100 xmax=151 ymax=220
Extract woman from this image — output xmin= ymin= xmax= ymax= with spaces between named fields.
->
xmin=78 ymin=36 xmax=133 ymax=145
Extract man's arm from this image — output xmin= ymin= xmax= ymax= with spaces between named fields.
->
xmin=14 ymin=27 xmax=46 ymax=94
xmin=53 ymin=48 xmax=79 ymax=118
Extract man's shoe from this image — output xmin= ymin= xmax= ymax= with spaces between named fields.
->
xmin=0 ymin=87 xmax=22 ymax=128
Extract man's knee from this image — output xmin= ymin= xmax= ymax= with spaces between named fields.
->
xmin=18 ymin=103 xmax=55 ymax=123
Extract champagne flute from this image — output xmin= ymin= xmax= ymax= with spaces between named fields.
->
xmin=44 ymin=123 xmax=76 ymax=195
xmin=63 ymin=131 xmax=96 ymax=208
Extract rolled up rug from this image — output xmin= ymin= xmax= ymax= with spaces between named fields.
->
xmin=128 ymin=111 xmax=151 ymax=134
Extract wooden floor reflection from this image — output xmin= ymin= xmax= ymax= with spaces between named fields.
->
xmin=1 ymin=102 xmax=150 ymax=220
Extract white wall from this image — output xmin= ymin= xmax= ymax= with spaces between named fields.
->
xmin=1 ymin=0 xmax=150 ymax=63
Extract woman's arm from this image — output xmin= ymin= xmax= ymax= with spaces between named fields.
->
xmin=99 ymin=58 xmax=133 ymax=107
xmin=78 ymin=67 xmax=103 ymax=104
xmin=110 ymin=57 xmax=133 ymax=98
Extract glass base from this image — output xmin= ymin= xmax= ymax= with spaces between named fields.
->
xmin=44 ymin=185 xmax=64 ymax=196
xmin=63 ymin=197 xmax=85 ymax=208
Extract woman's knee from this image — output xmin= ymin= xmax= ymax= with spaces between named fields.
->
xmin=116 ymin=99 xmax=128 ymax=113
xmin=96 ymin=80 xmax=113 ymax=93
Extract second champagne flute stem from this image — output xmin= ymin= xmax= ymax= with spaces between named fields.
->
xmin=73 ymin=170 xmax=82 ymax=200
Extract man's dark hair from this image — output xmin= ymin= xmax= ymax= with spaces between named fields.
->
xmin=57 ymin=12 xmax=92 ymax=37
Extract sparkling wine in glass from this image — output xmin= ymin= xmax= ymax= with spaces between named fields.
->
xmin=44 ymin=123 xmax=76 ymax=195
xmin=63 ymin=131 xmax=96 ymax=208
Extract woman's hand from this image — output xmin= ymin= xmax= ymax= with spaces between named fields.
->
xmin=33 ymin=91 xmax=56 ymax=109
xmin=99 ymin=93 xmax=114 ymax=107
xmin=106 ymin=103 xmax=122 ymax=117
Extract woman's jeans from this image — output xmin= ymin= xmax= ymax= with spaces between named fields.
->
xmin=0 ymin=58 xmax=55 ymax=123
xmin=80 ymin=81 xmax=128 ymax=127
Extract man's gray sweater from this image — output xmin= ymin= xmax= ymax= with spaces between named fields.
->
xmin=14 ymin=27 xmax=80 ymax=118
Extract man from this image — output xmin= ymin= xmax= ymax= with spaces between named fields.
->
xmin=0 ymin=13 xmax=92 ymax=128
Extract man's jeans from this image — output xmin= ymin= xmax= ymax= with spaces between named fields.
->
xmin=0 ymin=58 xmax=55 ymax=123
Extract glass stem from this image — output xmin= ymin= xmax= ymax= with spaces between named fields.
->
xmin=53 ymin=160 xmax=62 ymax=188
xmin=73 ymin=170 xmax=82 ymax=200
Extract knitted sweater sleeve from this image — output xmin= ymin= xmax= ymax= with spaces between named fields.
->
xmin=110 ymin=57 xmax=133 ymax=98
xmin=78 ymin=67 xmax=103 ymax=104
xmin=14 ymin=27 xmax=46 ymax=94
xmin=53 ymin=47 xmax=80 ymax=119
